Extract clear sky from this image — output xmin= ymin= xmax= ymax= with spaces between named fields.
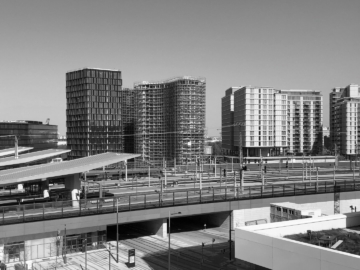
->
xmin=1 ymin=0 xmax=360 ymax=136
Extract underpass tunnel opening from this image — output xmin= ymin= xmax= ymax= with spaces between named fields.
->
xmin=107 ymin=218 xmax=167 ymax=241
xmin=168 ymin=212 xmax=231 ymax=234
xmin=106 ymin=211 xmax=231 ymax=241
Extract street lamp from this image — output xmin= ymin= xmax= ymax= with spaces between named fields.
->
xmin=168 ymin=211 xmax=181 ymax=270
xmin=83 ymin=239 xmax=87 ymax=270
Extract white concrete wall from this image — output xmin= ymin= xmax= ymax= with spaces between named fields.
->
xmin=235 ymin=214 xmax=360 ymax=270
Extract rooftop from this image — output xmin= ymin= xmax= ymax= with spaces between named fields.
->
xmin=0 ymin=152 xmax=140 ymax=186
xmin=66 ymin=67 xmax=122 ymax=73
xmin=0 ymin=149 xmax=71 ymax=167
xmin=134 ymin=76 xmax=206 ymax=86
xmin=0 ymin=147 xmax=33 ymax=157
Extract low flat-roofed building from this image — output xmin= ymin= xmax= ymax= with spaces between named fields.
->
xmin=0 ymin=120 xmax=58 ymax=151
xmin=270 ymin=202 xmax=322 ymax=222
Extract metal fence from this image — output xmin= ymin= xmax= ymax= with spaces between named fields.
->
xmin=0 ymin=179 xmax=359 ymax=226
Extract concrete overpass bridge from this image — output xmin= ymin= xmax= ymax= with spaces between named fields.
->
xmin=1 ymin=152 xmax=360 ymax=265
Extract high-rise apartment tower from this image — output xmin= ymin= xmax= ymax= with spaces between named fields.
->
xmin=222 ymin=86 xmax=323 ymax=156
xmin=66 ymin=68 xmax=124 ymax=159
xmin=66 ymin=70 xmax=205 ymax=166
xmin=134 ymin=76 xmax=206 ymax=166
xmin=330 ymin=84 xmax=360 ymax=158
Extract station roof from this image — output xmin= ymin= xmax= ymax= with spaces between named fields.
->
xmin=0 ymin=152 xmax=140 ymax=186
xmin=0 ymin=149 xmax=71 ymax=167
xmin=0 ymin=147 xmax=33 ymax=158
xmin=223 ymin=156 xmax=335 ymax=160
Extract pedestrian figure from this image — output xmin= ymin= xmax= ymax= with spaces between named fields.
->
xmin=264 ymin=166 xmax=267 ymax=174
xmin=0 ymin=260 xmax=7 ymax=270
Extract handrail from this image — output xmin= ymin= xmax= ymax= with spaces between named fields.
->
xmin=0 ymin=179 xmax=358 ymax=226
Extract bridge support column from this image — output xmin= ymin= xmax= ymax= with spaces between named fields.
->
xmin=41 ymin=179 xmax=49 ymax=198
xmin=65 ymin=174 xmax=81 ymax=207
xmin=17 ymin=184 xmax=24 ymax=191
xmin=0 ymin=243 xmax=3 ymax=262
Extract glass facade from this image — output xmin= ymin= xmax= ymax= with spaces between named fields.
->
xmin=66 ymin=70 xmax=206 ymax=166
xmin=0 ymin=121 xmax=58 ymax=151
xmin=66 ymin=68 xmax=125 ymax=159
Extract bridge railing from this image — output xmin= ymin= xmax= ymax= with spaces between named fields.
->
xmin=0 ymin=179 xmax=359 ymax=226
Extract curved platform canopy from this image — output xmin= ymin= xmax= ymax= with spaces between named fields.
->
xmin=0 ymin=152 xmax=140 ymax=186
xmin=0 ymin=149 xmax=71 ymax=167
xmin=0 ymin=147 xmax=33 ymax=158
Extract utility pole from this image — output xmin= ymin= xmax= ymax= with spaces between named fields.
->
xmin=261 ymin=156 xmax=264 ymax=192
xmin=14 ymin=135 xmax=19 ymax=159
xmin=200 ymin=156 xmax=202 ymax=190
xmin=214 ymin=155 xmax=217 ymax=177
xmin=125 ymin=161 xmax=128 ymax=182
xmin=164 ymin=159 xmax=167 ymax=187
xmin=239 ymin=131 xmax=243 ymax=193
xmin=316 ymin=167 xmax=319 ymax=192
xmin=234 ymin=171 xmax=237 ymax=198
xmin=334 ymin=144 xmax=338 ymax=169
xmin=195 ymin=156 xmax=198 ymax=182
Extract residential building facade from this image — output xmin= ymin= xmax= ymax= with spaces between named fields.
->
xmin=133 ymin=76 xmax=206 ymax=166
xmin=66 ymin=68 xmax=124 ymax=159
xmin=66 ymin=69 xmax=206 ymax=166
xmin=330 ymin=84 xmax=360 ymax=158
xmin=221 ymin=87 xmax=240 ymax=156
xmin=221 ymin=86 xmax=323 ymax=157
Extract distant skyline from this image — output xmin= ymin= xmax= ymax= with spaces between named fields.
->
xmin=1 ymin=0 xmax=360 ymax=136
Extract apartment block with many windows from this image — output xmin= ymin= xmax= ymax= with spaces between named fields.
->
xmin=133 ymin=76 xmax=206 ymax=166
xmin=66 ymin=68 xmax=124 ymax=159
xmin=221 ymin=86 xmax=323 ymax=157
xmin=221 ymin=87 xmax=240 ymax=156
xmin=66 ymin=70 xmax=205 ymax=166
xmin=330 ymin=84 xmax=360 ymax=158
